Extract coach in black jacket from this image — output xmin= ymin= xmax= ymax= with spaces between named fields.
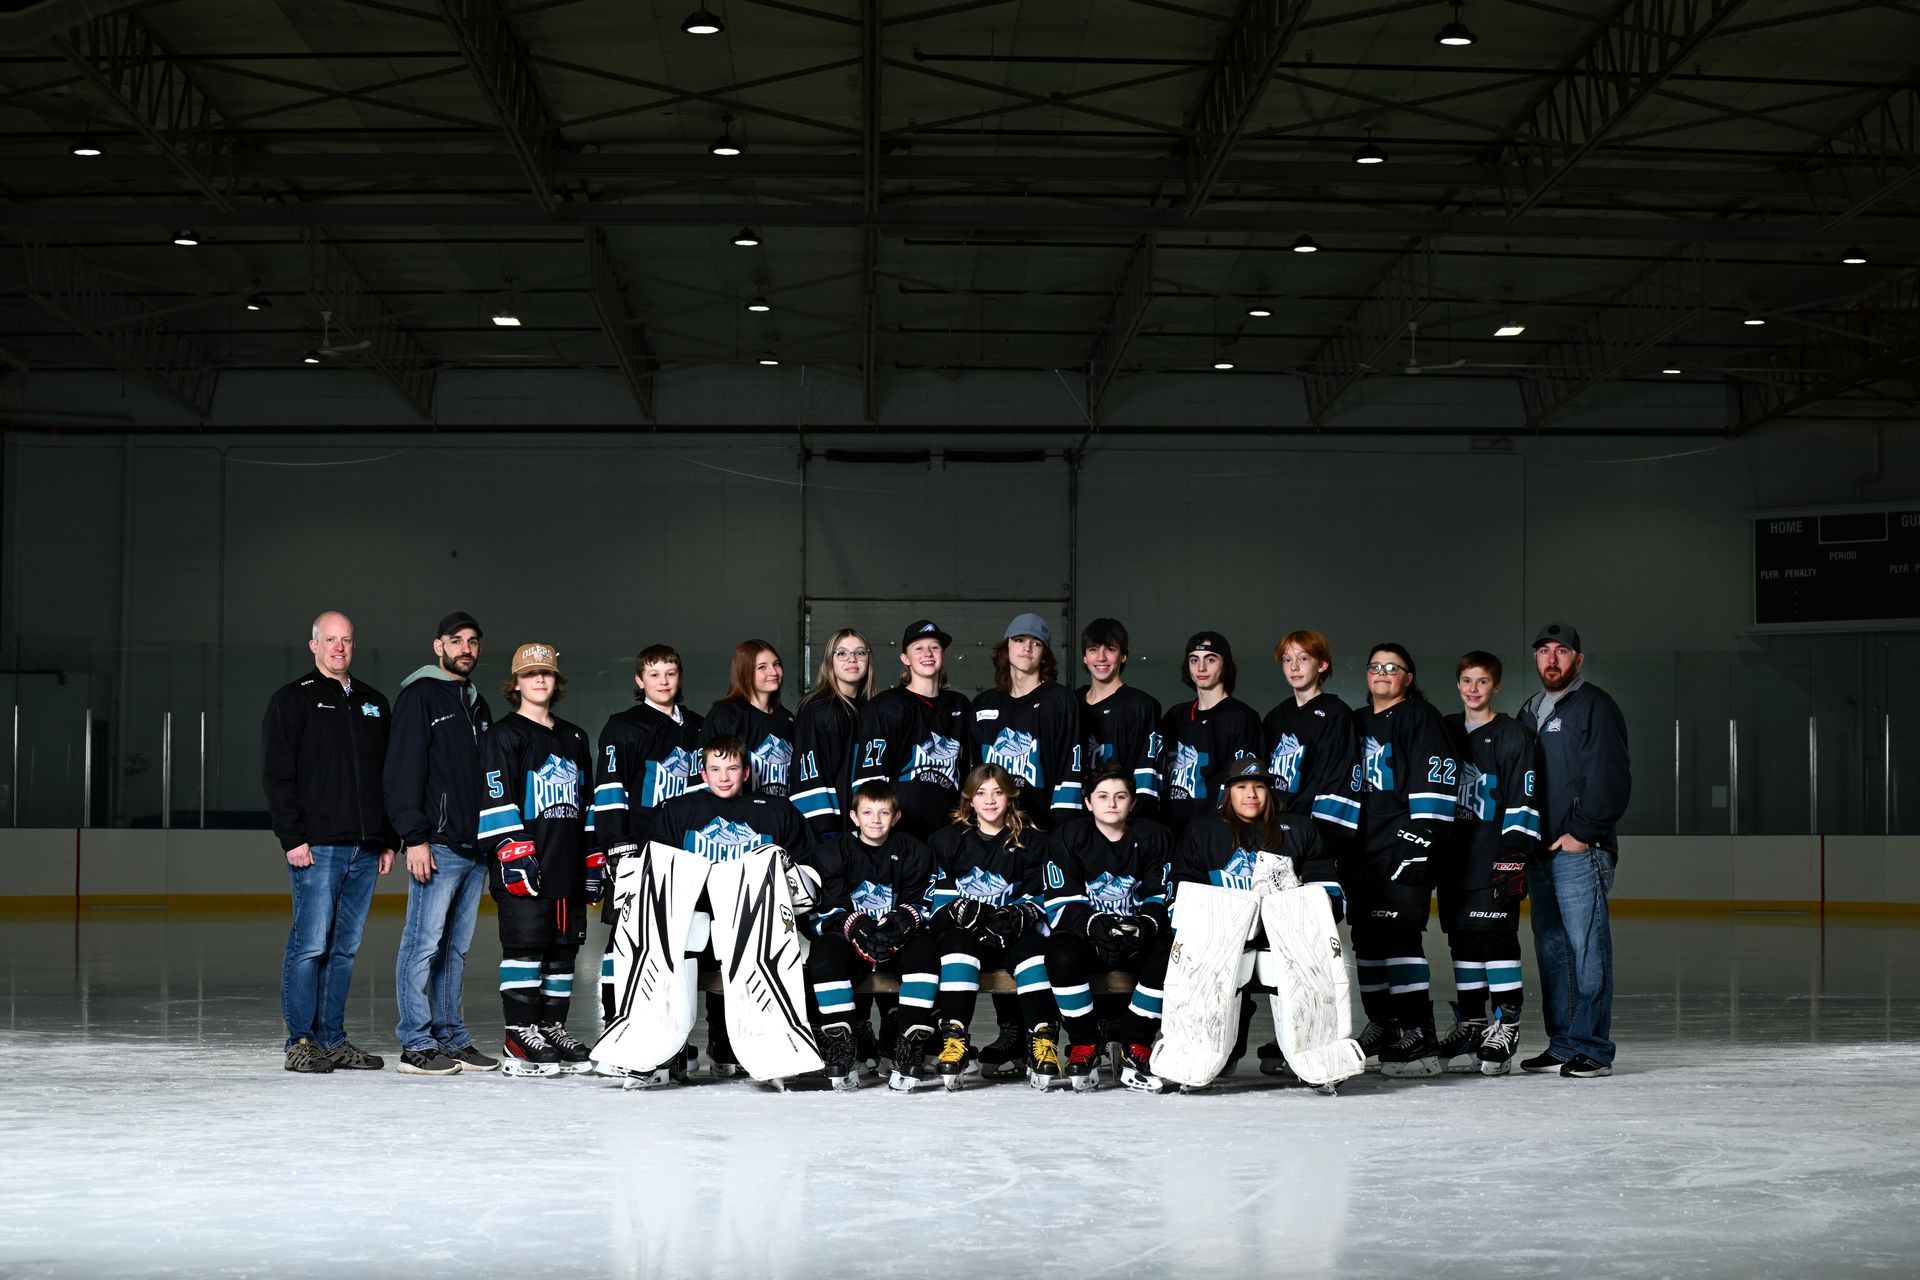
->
xmin=383 ymin=611 xmax=498 ymax=1075
xmin=262 ymin=610 xmax=396 ymax=1074
xmin=1517 ymin=622 xmax=1631 ymax=1080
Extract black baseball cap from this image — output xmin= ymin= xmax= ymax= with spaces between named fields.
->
xmin=1531 ymin=622 xmax=1582 ymax=652
xmin=1221 ymin=755 xmax=1275 ymax=788
xmin=437 ymin=610 xmax=482 ymax=638
xmin=1185 ymin=630 xmax=1232 ymax=658
xmin=901 ymin=619 xmax=952 ymax=649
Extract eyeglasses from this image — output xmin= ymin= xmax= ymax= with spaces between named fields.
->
xmin=1366 ymin=662 xmax=1407 ymax=675
xmin=833 ymin=648 xmax=871 ymax=660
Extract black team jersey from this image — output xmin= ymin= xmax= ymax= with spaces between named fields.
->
xmin=1262 ymin=691 xmax=1362 ymax=839
xmin=647 ymin=788 xmax=816 ymax=865
xmin=807 ymin=828 xmax=940 ymax=937
xmin=1041 ymin=814 xmax=1173 ymax=935
xmin=1080 ymin=685 xmax=1164 ymax=819
xmin=1443 ymin=711 xmax=1543 ymax=859
xmin=1157 ymin=695 xmax=1264 ymax=836
xmin=703 ymin=699 xmax=797 ymax=798
xmin=926 ymin=823 xmax=1051 ymax=915
xmin=1169 ymin=807 xmax=1327 ymax=895
xmin=478 ymin=713 xmax=595 ymax=902
xmin=851 ymin=685 xmax=971 ymax=838
xmin=968 ymin=682 xmax=1083 ymax=829
xmin=1353 ymin=697 xmax=1459 ymax=841
xmin=590 ymin=701 xmax=705 ymax=853
xmin=792 ymin=692 xmax=866 ymax=839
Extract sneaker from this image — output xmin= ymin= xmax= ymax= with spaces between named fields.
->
xmin=1118 ymin=1042 xmax=1166 ymax=1094
xmin=502 ymin=1024 xmax=562 ymax=1077
xmin=284 ymin=1037 xmax=335 ymax=1074
xmin=1027 ymin=1022 xmax=1062 ymax=1091
xmin=888 ymin=1024 xmax=935 ymax=1092
xmin=1476 ymin=1006 xmax=1521 ymax=1076
xmin=324 ymin=1041 xmax=384 ymax=1071
xmin=1378 ymin=1022 xmax=1442 ymax=1078
xmin=819 ymin=1023 xmax=859 ymax=1092
xmin=444 ymin=1043 xmax=500 ymax=1073
xmin=1521 ymin=1049 xmax=1568 ymax=1074
xmin=975 ymin=1022 xmax=1025 ymax=1079
xmin=397 ymin=1047 xmax=461 ymax=1076
xmin=541 ymin=1023 xmax=595 ymax=1075
xmin=1436 ymin=1004 xmax=1488 ymax=1071
xmin=1065 ymin=1040 xmax=1102 ymax=1092
xmin=1561 ymin=1053 xmax=1613 ymax=1078
xmin=935 ymin=1020 xmax=977 ymax=1091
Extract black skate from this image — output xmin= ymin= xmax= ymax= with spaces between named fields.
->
xmin=888 ymin=1024 xmax=935 ymax=1092
xmin=1378 ymin=1021 xmax=1443 ymax=1078
xmin=1256 ymin=1040 xmax=1298 ymax=1081
xmin=1435 ymin=1003 xmax=1488 ymax=1073
xmin=1027 ymin=1023 xmax=1063 ymax=1092
xmin=935 ymin=1020 xmax=978 ymax=1091
xmin=540 ymin=1023 xmax=595 ymax=1075
xmin=975 ymin=1021 xmax=1026 ymax=1079
xmin=1355 ymin=1020 xmax=1394 ymax=1066
xmin=1477 ymin=1005 xmax=1521 ymax=1076
xmin=502 ymin=1024 xmax=563 ymax=1077
xmin=1065 ymin=1040 xmax=1102 ymax=1092
xmin=1118 ymin=1042 xmax=1167 ymax=1094
xmin=707 ymin=1030 xmax=742 ymax=1079
xmin=819 ymin=1023 xmax=860 ymax=1092
xmin=621 ymin=1045 xmax=693 ymax=1091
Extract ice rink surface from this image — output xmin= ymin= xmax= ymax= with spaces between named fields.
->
xmin=3 ymin=908 xmax=1918 ymax=1280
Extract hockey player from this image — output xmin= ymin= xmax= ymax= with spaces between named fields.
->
xmin=920 ymin=765 xmax=1059 ymax=1090
xmin=792 ymin=629 xmax=873 ymax=840
xmin=590 ymin=644 xmax=706 ymax=1023
xmin=852 ymin=620 xmax=971 ymax=840
xmin=1158 ymin=632 xmax=1264 ymax=838
xmin=1079 ymin=617 xmax=1164 ymax=823
xmin=1044 ymin=766 xmax=1173 ymax=1092
xmin=705 ymin=640 xmax=796 ymax=798
xmin=1350 ymin=643 xmax=1459 ymax=1077
xmin=478 ymin=643 xmax=598 ymax=1077
xmin=1438 ymin=651 xmax=1541 ymax=1075
xmin=645 ymin=734 xmax=815 ymax=1080
xmin=968 ymin=612 xmax=1083 ymax=829
xmin=804 ymin=781 xmax=940 ymax=1090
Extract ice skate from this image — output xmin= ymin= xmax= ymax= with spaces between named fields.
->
xmin=541 ymin=1023 xmax=595 ymax=1075
xmin=1378 ymin=1021 xmax=1443 ymax=1078
xmin=819 ymin=1023 xmax=860 ymax=1092
xmin=1477 ymin=1005 xmax=1521 ymax=1076
xmin=1435 ymin=1003 xmax=1488 ymax=1073
xmin=1255 ymin=1040 xmax=1298 ymax=1081
xmin=888 ymin=1025 xmax=935 ymax=1092
xmin=975 ymin=1021 xmax=1026 ymax=1079
xmin=1355 ymin=1020 xmax=1394 ymax=1064
xmin=1119 ymin=1042 xmax=1167 ymax=1094
xmin=935 ymin=1020 xmax=977 ymax=1091
xmin=1026 ymin=1023 xmax=1063 ymax=1091
xmin=1065 ymin=1041 xmax=1102 ymax=1092
xmin=502 ymin=1024 xmax=563 ymax=1077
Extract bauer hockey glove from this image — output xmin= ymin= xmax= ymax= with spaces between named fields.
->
xmin=498 ymin=840 xmax=540 ymax=897
xmin=985 ymin=901 xmax=1044 ymax=948
xmin=844 ymin=913 xmax=886 ymax=964
xmin=873 ymin=905 xmax=921 ymax=951
xmin=1387 ymin=826 xmax=1436 ymax=888
xmin=583 ymin=850 xmax=608 ymax=904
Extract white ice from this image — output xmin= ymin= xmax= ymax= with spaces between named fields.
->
xmin=2 ymin=910 xmax=1918 ymax=1278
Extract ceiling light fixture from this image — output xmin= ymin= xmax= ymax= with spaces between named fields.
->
xmin=1840 ymin=247 xmax=1867 ymax=265
xmin=732 ymin=226 xmax=761 ymax=246
xmin=303 ymin=351 xmax=321 ymax=365
xmin=172 ymin=228 xmax=199 ymax=247
xmin=710 ymin=113 xmax=743 ymax=157
xmin=492 ymin=309 xmax=521 ymax=327
xmin=1494 ymin=323 xmax=1526 ymax=337
xmin=1743 ymin=316 xmax=1766 ymax=326
xmin=1435 ymin=1 xmax=1476 ymax=46
xmin=1352 ymin=127 xmax=1386 ymax=165
xmin=1213 ymin=360 xmax=1235 ymax=370
xmin=682 ymin=6 xmax=723 ymax=35
xmin=70 ymin=133 xmax=102 ymax=157
xmin=1291 ymin=234 xmax=1320 ymax=253
xmin=1246 ymin=303 xmax=1273 ymax=318
xmin=1662 ymin=366 xmax=1682 ymax=375
xmin=746 ymin=295 xmax=771 ymax=312
xmin=758 ymin=355 xmax=779 ymax=366
xmin=245 ymin=294 xmax=271 ymax=312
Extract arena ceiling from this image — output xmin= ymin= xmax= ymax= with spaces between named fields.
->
xmin=2 ymin=0 xmax=1918 ymax=430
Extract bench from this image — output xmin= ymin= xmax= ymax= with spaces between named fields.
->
xmin=695 ymin=968 xmax=1142 ymax=995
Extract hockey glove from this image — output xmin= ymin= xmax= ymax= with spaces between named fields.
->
xmin=873 ymin=906 xmax=922 ymax=951
xmin=778 ymin=848 xmax=818 ymax=913
xmin=985 ymin=901 xmax=1044 ymax=948
xmin=844 ymin=913 xmax=887 ymax=965
xmin=940 ymin=898 xmax=986 ymax=932
xmin=498 ymin=840 xmax=540 ymax=898
xmin=608 ymin=841 xmax=640 ymax=870
xmin=1490 ymin=859 xmax=1529 ymax=905
xmin=583 ymin=850 xmax=608 ymax=904
xmin=1387 ymin=826 xmax=1435 ymax=888
xmin=1124 ymin=911 xmax=1159 ymax=947
xmin=1087 ymin=913 xmax=1134 ymax=964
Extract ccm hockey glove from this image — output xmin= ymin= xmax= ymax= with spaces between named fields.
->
xmin=1491 ymin=858 xmax=1529 ymax=904
xmin=1386 ymin=825 xmax=1436 ymax=888
xmin=499 ymin=840 xmax=540 ymax=897
xmin=583 ymin=850 xmax=608 ymax=904
xmin=873 ymin=906 xmax=921 ymax=951
xmin=844 ymin=913 xmax=885 ymax=964
xmin=985 ymin=901 xmax=1044 ymax=948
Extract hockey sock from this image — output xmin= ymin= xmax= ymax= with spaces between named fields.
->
xmin=1355 ymin=958 xmax=1392 ymax=1023
xmin=1012 ymin=954 xmax=1052 ymax=1028
xmin=1386 ymin=952 xmax=1431 ymax=1026
xmin=1450 ymin=953 xmax=1489 ymax=1020
xmin=937 ymin=948 xmax=982 ymax=1026
xmin=499 ymin=952 xmax=543 ymax=1026
xmin=1062 ymin=1012 xmax=1100 ymax=1046
xmin=812 ymin=979 xmax=858 ymax=1022
xmin=1483 ymin=933 xmax=1524 ymax=1011
xmin=897 ymin=968 xmax=938 ymax=1016
xmin=1232 ymin=991 xmax=1256 ymax=1057
xmin=600 ymin=938 xmax=617 ymax=1024
xmin=540 ymin=950 xmax=576 ymax=1026
xmin=1052 ymin=978 xmax=1095 ymax=1023
xmin=1125 ymin=979 xmax=1163 ymax=1027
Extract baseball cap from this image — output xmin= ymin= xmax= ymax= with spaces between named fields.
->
xmin=1002 ymin=612 xmax=1052 ymax=647
xmin=1531 ymin=622 xmax=1583 ymax=652
xmin=1221 ymin=755 xmax=1274 ymax=788
xmin=901 ymin=619 xmax=953 ymax=649
xmin=436 ymin=610 xmax=482 ymax=639
xmin=510 ymin=642 xmax=560 ymax=675
xmin=1185 ymin=630 xmax=1232 ymax=658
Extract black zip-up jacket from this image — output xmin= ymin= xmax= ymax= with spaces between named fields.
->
xmin=1519 ymin=679 xmax=1631 ymax=857
xmin=262 ymin=671 xmax=397 ymax=853
xmin=382 ymin=664 xmax=492 ymax=853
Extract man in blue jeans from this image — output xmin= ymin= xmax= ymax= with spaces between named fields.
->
xmin=384 ymin=611 xmax=496 ymax=1075
xmin=262 ymin=610 xmax=398 ymax=1073
xmin=1517 ymin=622 xmax=1631 ymax=1079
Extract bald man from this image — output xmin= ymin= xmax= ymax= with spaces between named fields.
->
xmin=263 ymin=610 xmax=398 ymax=1073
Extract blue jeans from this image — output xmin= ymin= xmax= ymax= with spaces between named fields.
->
xmin=1528 ymin=848 xmax=1616 ymax=1065
xmin=393 ymin=845 xmax=488 ymax=1052
xmin=282 ymin=843 xmax=381 ymax=1051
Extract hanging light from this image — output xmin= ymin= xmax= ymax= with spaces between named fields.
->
xmin=1352 ymin=128 xmax=1386 ymax=165
xmin=1435 ymin=1 xmax=1476 ymax=46
xmin=491 ymin=309 xmax=522 ymax=327
xmin=1212 ymin=360 xmax=1235 ymax=370
xmin=1291 ymin=233 xmax=1320 ymax=253
xmin=1246 ymin=303 xmax=1273 ymax=318
xmin=682 ymin=6 xmax=723 ymax=34
xmin=710 ymin=113 xmax=743 ymax=157
xmin=758 ymin=354 xmax=780 ymax=366
xmin=1661 ymin=366 xmax=1682 ymax=375
xmin=1840 ymin=247 xmax=1868 ymax=265
xmin=172 ymin=228 xmax=199 ymax=247
xmin=245 ymin=294 xmax=272 ymax=312
xmin=70 ymin=133 xmax=103 ymax=157
xmin=1494 ymin=323 xmax=1526 ymax=337
xmin=1743 ymin=316 xmax=1766 ymax=326
xmin=746 ymin=295 xmax=771 ymax=312
xmin=732 ymin=226 xmax=761 ymax=246
xmin=302 ymin=351 xmax=321 ymax=365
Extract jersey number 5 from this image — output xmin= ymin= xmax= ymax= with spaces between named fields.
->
xmin=486 ymin=769 xmax=504 ymax=799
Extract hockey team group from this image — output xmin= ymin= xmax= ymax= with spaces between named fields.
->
xmin=265 ymin=608 xmax=1632 ymax=1097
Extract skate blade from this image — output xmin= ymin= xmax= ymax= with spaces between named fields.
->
xmin=1027 ymin=1071 xmax=1061 ymax=1091
xmin=1120 ymin=1069 xmax=1166 ymax=1094
xmin=1068 ymin=1074 xmax=1099 ymax=1093
xmin=887 ymin=1071 xmax=925 ymax=1092
xmin=621 ymin=1071 xmax=680 ymax=1090
xmin=978 ymin=1061 xmax=1022 ymax=1079
xmin=556 ymin=1061 xmax=596 ymax=1075
xmin=501 ymin=1060 xmax=560 ymax=1078
xmin=939 ymin=1074 xmax=966 ymax=1092
xmin=1379 ymin=1056 xmax=1443 ymax=1078
xmin=1478 ymin=1057 xmax=1514 ymax=1077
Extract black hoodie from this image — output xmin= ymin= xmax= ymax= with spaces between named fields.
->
xmin=382 ymin=662 xmax=493 ymax=852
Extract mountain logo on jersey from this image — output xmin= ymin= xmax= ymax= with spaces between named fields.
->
xmin=642 ymin=746 xmax=699 ymax=807
xmin=982 ymin=728 xmax=1040 ymax=787
xmin=1269 ymin=733 xmax=1305 ymax=794
xmin=1086 ymin=871 xmax=1141 ymax=912
xmin=955 ymin=866 xmax=1016 ymax=905
xmin=1215 ymin=847 xmax=1258 ymax=891
xmin=904 ymin=732 xmax=961 ymax=788
xmin=1458 ymin=763 xmax=1497 ymax=821
xmin=523 ymin=754 xmax=582 ymax=819
xmin=1169 ymin=742 xmax=1210 ymax=800
xmin=1363 ymin=737 xmax=1395 ymax=792
xmin=691 ymin=816 xmax=765 ymax=862
xmin=750 ymin=734 xmax=793 ymax=795
xmin=850 ymin=879 xmax=895 ymax=914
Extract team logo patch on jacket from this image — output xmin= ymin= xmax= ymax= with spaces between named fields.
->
xmin=905 ymin=733 xmax=961 ymax=787
xmin=956 ymin=866 xmax=1015 ymax=905
xmin=982 ymin=728 xmax=1040 ymax=786
xmin=360 ymin=703 xmax=381 ymax=718
xmin=523 ymin=754 xmax=582 ymax=819
xmin=691 ymin=816 xmax=765 ymax=861
xmin=1085 ymin=871 xmax=1141 ymax=912
xmin=851 ymin=879 xmax=895 ymax=914
xmin=750 ymin=734 xmax=793 ymax=794
xmin=1215 ymin=848 xmax=1258 ymax=891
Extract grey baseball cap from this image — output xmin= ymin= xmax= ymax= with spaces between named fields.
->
xmin=1531 ymin=621 xmax=1583 ymax=652
xmin=1002 ymin=612 xmax=1052 ymax=647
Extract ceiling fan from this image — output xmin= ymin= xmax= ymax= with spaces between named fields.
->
xmin=1359 ymin=319 xmax=1467 ymax=375
xmin=312 ymin=309 xmax=371 ymax=357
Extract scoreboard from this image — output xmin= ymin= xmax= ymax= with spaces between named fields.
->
xmin=1753 ymin=507 xmax=1920 ymax=628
